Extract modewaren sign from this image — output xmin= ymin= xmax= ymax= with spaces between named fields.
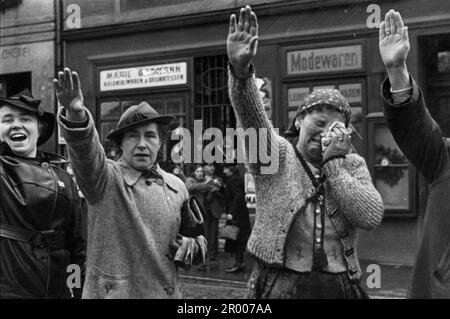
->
xmin=287 ymin=45 xmax=362 ymax=75
xmin=100 ymin=62 xmax=187 ymax=91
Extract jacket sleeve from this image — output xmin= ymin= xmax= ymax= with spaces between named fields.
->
xmin=382 ymin=76 xmax=449 ymax=184
xmin=322 ymin=154 xmax=384 ymax=230
xmin=58 ymin=108 xmax=110 ymax=204
xmin=185 ymin=177 xmax=212 ymax=194
xmin=228 ymin=65 xmax=281 ymax=176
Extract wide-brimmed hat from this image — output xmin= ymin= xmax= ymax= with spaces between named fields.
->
xmin=106 ymin=101 xmax=175 ymax=143
xmin=297 ymin=88 xmax=351 ymax=127
xmin=0 ymin=89 xmax=55 ymax=145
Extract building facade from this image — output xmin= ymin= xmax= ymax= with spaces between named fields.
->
xmin=0 ymin=0 xmax=59 ymax=153
xmin=55 ymin=0 xmax=450 ymax=266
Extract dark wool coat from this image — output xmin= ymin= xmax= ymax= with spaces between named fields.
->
xmin=382 ymin=76 xmax=450 ymax=298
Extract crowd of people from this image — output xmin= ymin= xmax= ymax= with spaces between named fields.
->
xmin=184 ymin=163 xmax=251 ymax=273
xmin=0 ymin=6 xmax=448 ymax=299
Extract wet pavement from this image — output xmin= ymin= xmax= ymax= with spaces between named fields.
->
xmin=180 ymin=249 xmax=412 ymax=299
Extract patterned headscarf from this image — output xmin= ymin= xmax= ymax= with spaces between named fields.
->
xmin=297 ymin=89 xmax=351 ymax=127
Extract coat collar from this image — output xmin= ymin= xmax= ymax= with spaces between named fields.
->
xmin=117 ymin=159 xmax=179 ymax=193
xmin=118 ymin=159 xmax=163 ymax=186
xmin=0 ymin=142 xmax=69 ymax=164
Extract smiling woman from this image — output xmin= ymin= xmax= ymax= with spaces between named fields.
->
xmin=0 ymin=89 xmax=86 ymax=299
xmin=0 ymin=105 xmax=39 ymax=158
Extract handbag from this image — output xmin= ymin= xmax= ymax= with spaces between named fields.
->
xmin=219 ymin=221 xmax=240 ymax=241
xmin=179 ymin=195 xmax=206 ymax=238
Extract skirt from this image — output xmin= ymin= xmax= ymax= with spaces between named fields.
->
xmin=245 ymin=260 xmax=369 ymax=299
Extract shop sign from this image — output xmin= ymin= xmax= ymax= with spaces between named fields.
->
xmin=313 ymin=85 xmax=335 ymax=91
xmin=287 ymin=45 xmax=362 ymax=75
xmin=100 ymin=62 xmax=187 ymax=91
xmin=338 ymin=83 xmax=362 ymax=104
xmin=1 ymin=46 xmax=31 ymax=60
xmin=288 ymin=87 xmax=310 ymax=107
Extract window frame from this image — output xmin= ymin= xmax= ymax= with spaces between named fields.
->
xmin=367 ymin=114 xmax=417 ymax=218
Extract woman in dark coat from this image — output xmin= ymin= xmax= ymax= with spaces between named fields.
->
xmin=223 ymin=164 xmax=251 ymax=273
xmin=0 ymin=90 xmax=86 ymax=298
xmin=185 ymin=165 xmax=209 ymax=208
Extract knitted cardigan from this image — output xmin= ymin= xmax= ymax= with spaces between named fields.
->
xmin=228 ymin=66 xmax=384 ymax=282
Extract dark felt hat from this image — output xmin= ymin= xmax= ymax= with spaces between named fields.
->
xmin=0 ymin=89 xmax=55 ymax=145
xmin=106 ymin=101 xmax=175 ymax=143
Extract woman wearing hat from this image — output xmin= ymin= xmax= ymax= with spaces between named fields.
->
xmin=0 ymin=89 xmax=86 ymax=298
xmin=55 ymin=68 xmax=206 ymax=298
xmin=226 ymin=6 xmax=384 ymax=298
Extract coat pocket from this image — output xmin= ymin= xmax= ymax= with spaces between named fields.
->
xmin=84 ymin=266 xmax=129 ymax=299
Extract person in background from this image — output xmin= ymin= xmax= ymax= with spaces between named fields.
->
xmin=223 ymin=164 xmax=251 ymax=273
xmin=379 ymin=10 xmax=450 ymax=298
xmin=185 ymin=165 xmax=208 ymax=208
xmin=161 ymin=161 xmax=186 ymax=183
xmin=226 ymin=6 xmax=384 ymax=298
xmin=203 ymin=164 xmax=225 ymax=261
xmin=0 ymin=89 xmax=85 ymax=299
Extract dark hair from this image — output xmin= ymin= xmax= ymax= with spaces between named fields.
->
xmin=191 ymin=164 xmax=204 ymax=178
xmin=156 ymin=123 xmax=168 ymax=143
xmin=38 ymin=117 xmax=49 ymax=138
xmin=224 ymin=164 xmax=239 ymax=174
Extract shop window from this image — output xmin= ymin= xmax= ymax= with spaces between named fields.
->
xmin=193 ymin=55 xmax=235 ymax=170
xmin=0 ymin=72 xmax=31 ymax=97
xmin=367 ymin=116 xmax=416 ymax=217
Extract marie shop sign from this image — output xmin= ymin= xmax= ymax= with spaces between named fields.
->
xmin=100 ymin=62 xmax=187 ymax=91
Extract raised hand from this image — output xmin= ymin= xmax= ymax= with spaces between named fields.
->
xmin=379 ymin=10 xmax=410 ymax=69
xmin=53 ymin=68 xmax=86 ymax=121
xmin=227 ymin=5 xmax=258 ymax=77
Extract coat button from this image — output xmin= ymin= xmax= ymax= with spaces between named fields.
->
xmin=315 ymin=237 xmax=321 ymax=244
xmin=41 ymin=162 xmax=49 ymax=169
xmin=317 ymin=224 xmax=323 ymax=230
xmin=314 ymin=208 xmax=320 ymax=215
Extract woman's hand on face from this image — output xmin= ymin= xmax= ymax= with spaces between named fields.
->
xmin=227 ymin=5 xmax=259 ymax=77
xmin=53 ymin=68 xmax=86 ymax=121
xmin=321 ymin=122 xmax=352 ymax=162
